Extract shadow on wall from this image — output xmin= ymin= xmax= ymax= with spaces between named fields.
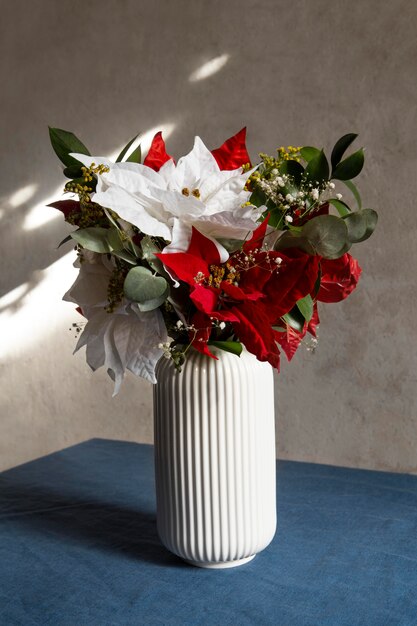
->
xmin=0 ymin=44 xmax=233 ymax=362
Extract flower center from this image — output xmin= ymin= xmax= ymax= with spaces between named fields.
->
xmin=182 ymin=187 xmax=201 ymax=199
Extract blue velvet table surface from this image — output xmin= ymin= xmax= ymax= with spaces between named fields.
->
xmin=1 ymin=439 xmax=417 ymax=626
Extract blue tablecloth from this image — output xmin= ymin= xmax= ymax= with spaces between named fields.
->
xmin=1 ymin=439 xmax=417 ymax=626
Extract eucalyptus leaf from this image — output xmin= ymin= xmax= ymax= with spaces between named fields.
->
xmin=49 ymin=127 xmax=90 ymax=168
xmin=300 ymin=146 xmax=321 ymax=162
xmin=208 ymin=341 xmax=243 ymax=357
xmin=341 ymin=179 xmax=362 ymax=209
xmin=141 ymin=235 xmax=166 ymax=274
xmin=302 ymin=214 xmax=349 ymax=259
xmin=328 ymin=198 xmax=351 ymax=217
xmin=107 ymin=227 xmax=125 ymax=252
xmin=332 ymin=149 xmax=364 ymax=180
xmin=296 ymin=294 xmax=314 ymax=323
xmin=304 ymin=150 xmax=329 ymax=185
xmin=124 ymin=266 xmax=169 ymax=311
xmin=343 ymin=208 xmax=378 ymax=243
xmin=112 ymin=250 xmax=137 ymax=265
xmin=330 ymin=133 xmax=358 ymax=170
xmin=274 ymin=230 xmax=315 ymax=255
xmin=71 ymin=227 xmax=111 ymax=253
xmin=116 ymin=133 xmax=139 ymax=162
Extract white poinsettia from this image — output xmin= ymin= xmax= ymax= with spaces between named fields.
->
xmin=71 ymin=137 xmax=262 ymax=261
xmin=64 ymin=252 xmax=167 ymax=393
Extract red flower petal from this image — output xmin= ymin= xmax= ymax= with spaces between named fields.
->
xmin=318 ymin=254 xmax=361 ymax=303
xmin=48 ymin=200 xmax=80 ymax=219
xmin=156 ymin=251 xmax=209 ymax=285
xmin=190 ymin=285 xmax=219 ymax=314
xmin=275 ymin=326 xmax=303 ymax=361
xmin=230 ymin=302 xmax=281 ymax=369
xmin=307 ymin=303 xmax=320 ymax=337
xmin=187 ymin=227 xmax=221 ymax=266
xmin=143 ymin=131 xmax=173 ymax=171
xmin=221 ymin=280 xmax=264 ymax=302
xmin=211 ymin=128 xmax=251 ymax=170
xmin=189 ymin=311 xmax=218 ymax=359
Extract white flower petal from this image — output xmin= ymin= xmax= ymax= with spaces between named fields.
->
xmin=74 ymin=305 xmax=167 ymax=394
xmin=175 ymin=136 xmax=219 ymax=187
xmin=93 ymin=186 xmax=171 ymax=240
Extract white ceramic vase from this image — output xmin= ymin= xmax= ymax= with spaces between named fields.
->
xmin=153 ymin=346 xmax=276 ymax=569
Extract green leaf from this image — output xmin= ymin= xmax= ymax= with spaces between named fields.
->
xmin=343 ymin=208 xmax=378 ymax=243
xmin=267 ymin=208 xmax=286 ymax=230
xmin=57 ymin=234 xmax=73 ymax=249
xmin=328 ymin=198 xmax=351 ymax=217
xmin=279 ymin=159 xmax=304 ymax=185
xmin=282 ymin=307 xmax=305 ymax=332
xmin=126 ymin=144 xmax=142 ymax=163
xmin=49 ymin=127 xmax=90 ymax=168
xmin=304 ymin=149 xmax=330 ymax=185
xmin=330 ymin=133 xmax=358 ymax=170
xmin=274 ymin=230 xmax=315 ymax=255
xmin=302 ymin=214 xmax=349 ymax=259
xmin=296 ymin=294 xmax=314 ymax=323
xmin=341 ymin=179 xmax=362 ymax=209
xmin=71 ymin=227 xmax=111 ymax=253
xmin=141 ymin=235 xmax=165 ymax=274
xmin=300 ymin=146 xmax=321 ymax=162
xmin=107 ymin=227 xmax=125 ymax=252
xmin=250 ymin=186 xmax=267 ymax=208
xmin=112 ymin=249 xmax=137 ymax=265
xmin=116 ymin=134 xmax=139 ymax=162
xmin=332 ymin=149 xmax=364 ymax=181
xmin=208 ymin=341 xmax=243 ymax=357
xmin=104 ymin=208 xmax=121 ymax=230
xmin=123 ymin=266 xmax=169 ymax=311
xmin=63 ymin=164 xmax=84 ymax=179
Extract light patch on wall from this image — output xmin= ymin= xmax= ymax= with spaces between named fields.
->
xmin=109 ymin=123 xmax=176 ymax=161
xmin=0 ymin=251 xmax=78 ymax=360
xmin=189 ymin=54 xmax=229 ymax=82
xmin=23 ymin=184 xmax=64 ymax=231
xmin=9 ymin=183 xmax=38 ymax=208
xmin=0 ymin=283 xmax=29 ymax=309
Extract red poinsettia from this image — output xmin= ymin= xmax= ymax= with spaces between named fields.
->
xmin=157 ymin=221 xmax=320 ymax=368
xmin=318 ymin=254 xmax=362 ymax=303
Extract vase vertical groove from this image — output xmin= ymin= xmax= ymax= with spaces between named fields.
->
xmin=153 ymin=347 xmax=276 ymax=568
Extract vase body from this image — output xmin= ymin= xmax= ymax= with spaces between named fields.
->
xmin=153 ymin=347 xmax=276 ymax=568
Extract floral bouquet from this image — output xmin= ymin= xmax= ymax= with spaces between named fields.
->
xmin=48 ymin=127 xmax=377 ymax=393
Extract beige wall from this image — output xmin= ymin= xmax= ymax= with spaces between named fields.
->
xmin=1 ymin=0 xmax=416 ymax=472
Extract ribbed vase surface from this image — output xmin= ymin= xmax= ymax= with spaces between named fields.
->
xmin=153 ymin=347 xmax=276 ymax=568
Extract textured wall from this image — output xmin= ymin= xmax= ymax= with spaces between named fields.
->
xmin=1 ymin=0 xmax=416 ymax=472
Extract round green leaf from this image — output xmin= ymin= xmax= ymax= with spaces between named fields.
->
xmin=343 ymin=208 xmax=378 ymax=243
xmin=302 ymin=215 xmax=349 ymax=259
xmin=124 ymin=266 xmax=169 ymax=311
